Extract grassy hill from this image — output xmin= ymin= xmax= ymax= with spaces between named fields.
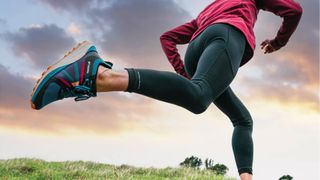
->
xmin=0 ymin=158 xmax=237 ymax=180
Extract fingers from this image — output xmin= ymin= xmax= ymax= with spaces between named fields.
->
xmin=265 ymin=45 xmax=275 ymax=54
xmin=260 ymin=40 xmax=268 ymax=49
xmin=260 ymin=40 xmax=275 ymax=54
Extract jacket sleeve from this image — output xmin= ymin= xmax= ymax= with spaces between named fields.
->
xmin=261 ymin=0 xmax=303 ymax=50
xmin=160 ymin=19 xmax=198 ymax=79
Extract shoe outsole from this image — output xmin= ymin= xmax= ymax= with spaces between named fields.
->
xmin=30 ymin=40 xmax=94 ymax=110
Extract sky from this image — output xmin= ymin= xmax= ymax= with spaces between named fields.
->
xmin=0 ymin=0 xmax=319 ymax=179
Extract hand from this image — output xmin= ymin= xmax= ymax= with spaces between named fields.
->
xmin=260 ymin=39 xmax=277 ymax=54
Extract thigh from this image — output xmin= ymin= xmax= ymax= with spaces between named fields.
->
xmin=184 ymin=24 xmax=246 ymax=100
xmin=184 ymin=23 xmax=246 ymax=78
xmin=213 ymin=87 xmax=253 ymax=127
xmin=192 ymin=40 xmax=235 ymax=100
xmin=184 ymin=40 xmax=202 ymax=78
xmin=183 ymin=24 xmax=226 ymax=78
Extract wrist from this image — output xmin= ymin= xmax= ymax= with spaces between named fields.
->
xmin=269 ymin=39 xmax=283 ymax=50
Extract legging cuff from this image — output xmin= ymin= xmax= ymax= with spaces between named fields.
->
xmin=238 ymin=168 xmax=253 ymax=175
xmin=125 ymin=68 xmax=140 ymax=92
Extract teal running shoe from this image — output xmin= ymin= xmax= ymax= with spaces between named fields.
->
xmin=31 ymin=41 xmax=113 ymax=110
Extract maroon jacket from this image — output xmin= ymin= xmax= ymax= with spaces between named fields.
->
xmin=160 ymin=0 xmax=303 ymax=78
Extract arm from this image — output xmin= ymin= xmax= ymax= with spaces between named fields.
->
xmin=260 ymin=0 xmax=303 ymax=53
xmin=160 ymin=19 xmax=198 ymax=79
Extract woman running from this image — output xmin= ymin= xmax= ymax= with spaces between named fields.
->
xmin=30 ymin=0 xmax=302 ymax=179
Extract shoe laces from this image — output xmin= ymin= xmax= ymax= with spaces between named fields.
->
xmin=61 ymin=79 xmax=95 ymax=101
xmin=73 ymin=85 xmax=93 ymax=101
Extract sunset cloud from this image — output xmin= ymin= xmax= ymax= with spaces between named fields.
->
xmin=67 ymin=22 xmax=82 ymax=36
xmin=236 ymin=0 xmax=319 ymax=112
xmin=40 ymin=0 xmax=191 ymax=70
xmin=0 ymin=0 xmax=317 ymax=135
xmin=39 ymin=0 xmax=91 ymax=12
xmin=0 ymin=61 xmax=161 ymax=134
xmin=3 ymin=24 xmax=75 ymax=69
xmin=0 ymin=62 xmax=160 ymax=134
xmin=0 ymin=64 xmax=33 ymax=109
xmin=0 ymin=92 xmax=170 ymax=135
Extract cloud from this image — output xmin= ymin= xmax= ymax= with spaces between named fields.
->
xmin=0 ymin=5 xmax=178 ymax=134
xmin=39 ymin=0 xmax=91 ymax=12
xmin=0 ymin=62 xmax=160 ymax=135
xmin=236 ymin=75 xmax=319 ymax=111
xmin=40 ymin=0 xmax=191 ymax=70
xmin=0 ymin=90 xmax=165 ymax=135
xmin=0 ymin=61 xmax=159 ymax=134
xmin=255 ymin=0 xmax=319 ymax=79
xmin=0 ymin=18 xmax=8 ymax=32
xmin=0 ymin=18 xmax=6 ymax=25
xmin=282 ymin=0 xmax=319 ymax=84
xmin=91 ymin=0 xmax=191 ymax=69
xmin=290 ymin=0 xmax=319 ymax=42
xmin=1 ymin=0 xmax=318 ymax=135
xmin=67 ymin=23 xmax=82 ymax=36
xmin=3 ymin=24 xmax=76 ymax=69
xmin=238 ymin=53 xmax=319 ymax=111
xmin=237 ymin=0 xmax=319 ymax=111
xmin=0 ymin=64 xmax=33 ymax=109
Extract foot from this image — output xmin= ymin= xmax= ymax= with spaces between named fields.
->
xmin=30 ymin=41 xmax=113 ymax=110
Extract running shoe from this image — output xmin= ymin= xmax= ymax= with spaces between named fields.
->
xmin=30 ymin=41 xmax=113 ymax=110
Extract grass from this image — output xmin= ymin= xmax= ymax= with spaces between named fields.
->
xmin=0 ymin=158 xmax=237 ymax=180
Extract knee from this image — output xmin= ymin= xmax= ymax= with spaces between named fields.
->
xmin=232 ymin=113 xmax=253 ymax=127
xmin=189 ymin=94 xmax=210 ymax=114
xmin=190 ymin=102 xmax=208 ymax=114
xmin=186 ymin=80 xmax=212 ymax=114
xmin=238 ymin=117 xmax=253 ymax=128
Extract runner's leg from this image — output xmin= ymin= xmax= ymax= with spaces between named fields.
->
xmin=214 ymin=87 xmax=254 ymax=175
xmin=122 ymin=24 xmax=244 ymax=114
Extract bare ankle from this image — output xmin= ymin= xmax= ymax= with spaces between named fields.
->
xmin=96 ymin=66 xmax=129 ymax=92
xmin=97 ymin=66 xmax=111 ymax=81
xmin=96 ymin=66 xmax=112 ymax=92
xmin=240 ymin=172 xmax=252 ymax=180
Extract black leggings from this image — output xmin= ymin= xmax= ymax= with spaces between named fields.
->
xmin=125 ymin=23 xmax=253 ymax=175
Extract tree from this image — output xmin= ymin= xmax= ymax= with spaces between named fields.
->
xmin=180 ymin=156 xmax=229 ymax=175
xmin=179 ymin=155 xmax=202 ymax=169
xmin=279 ymin=175 xmax=293 ymax=180
xmin=211 ymin=163 xmax=228 ymax=175
xmin=204 ymin=158 xmax=214 ymax=170
xmin=204 ymin=158 xmax=228 ymax=175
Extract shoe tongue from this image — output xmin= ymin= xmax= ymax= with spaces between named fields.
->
xmin=101 ymin=61 xmax=113 ymax=69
